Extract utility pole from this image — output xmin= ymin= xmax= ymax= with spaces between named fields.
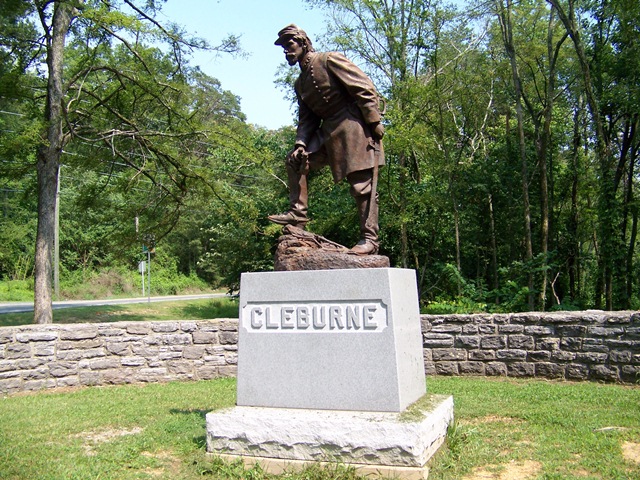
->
xmin=54 ymin=164 xmax=61 ymax=300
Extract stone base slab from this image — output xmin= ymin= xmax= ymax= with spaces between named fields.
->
xmin=214 ymin=453 xmax=429 ymax=479
xmin=206 ymin=394 xmax=453 ymax=477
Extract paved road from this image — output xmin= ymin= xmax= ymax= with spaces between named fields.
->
xmin=0 ymin=293 xmax=229 ymax=314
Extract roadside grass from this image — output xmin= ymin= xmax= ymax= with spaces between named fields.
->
xmin=1 ymin=377 xmax=638 ymax=479
xmin=0 ymin=298 xmax=239 ymax=328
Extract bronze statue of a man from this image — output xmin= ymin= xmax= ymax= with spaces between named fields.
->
xmin=268 ymin=24 xmax=385 ymax=255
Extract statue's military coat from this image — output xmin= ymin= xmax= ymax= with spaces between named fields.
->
xmin=294 ymin=52 xmax=384 ymax=183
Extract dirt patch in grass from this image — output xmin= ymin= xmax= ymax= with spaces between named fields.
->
xmin=462 ymin=415 xmax=523 ymax=426
xmin=622 ymin=442 xmax=640 ymax=465
xmin=141 ymin=449 xmax=182 ymax=477
xmin=462 ymin=460 xmax=542 ymax=479
xmin=75 ymin=427 xmax=143 ymax=455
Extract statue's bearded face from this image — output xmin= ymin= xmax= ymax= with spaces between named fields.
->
xmin=282 ymin=38 xmax=305 ymax=66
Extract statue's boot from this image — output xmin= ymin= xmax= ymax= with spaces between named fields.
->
xmin=268 ymin=163 xmax=309 ymax=228
xmin=350 ymin=192 xmax=379 ymax=255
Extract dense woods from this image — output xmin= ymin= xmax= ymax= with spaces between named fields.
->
xmin=0 ymin=0 xmax=638 ymax=322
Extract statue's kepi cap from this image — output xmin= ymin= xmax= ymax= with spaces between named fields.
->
xmin=274 ymin=24 xmax=305 ymax=46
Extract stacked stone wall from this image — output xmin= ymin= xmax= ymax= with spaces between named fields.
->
xmin=1 ymin=310 xmax=638 ymax=395
xmin=0 ymin=320 xmax=238 ymax=395
xmin=422 ymin=310 xmax=640 ymax=383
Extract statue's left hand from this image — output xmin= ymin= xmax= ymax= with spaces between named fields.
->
xmin=371 ymin=122 xmax=385 ymax=140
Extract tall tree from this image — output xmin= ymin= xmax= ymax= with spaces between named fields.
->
xmin=15 ymin=0 xmax=240 ymax=322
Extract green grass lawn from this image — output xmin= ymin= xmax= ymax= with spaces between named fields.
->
xmin=0 ymin=377 xmax=638 ymax=479
xmin=0 ymin=298 xmax=239 ymax=327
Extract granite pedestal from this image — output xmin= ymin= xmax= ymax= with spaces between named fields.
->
xmin=206 ymin=268 xmax=453 ymax=478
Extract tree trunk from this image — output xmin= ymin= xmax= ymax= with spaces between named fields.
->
xmin=549 ymin=0 xmax=616 ymax=309
xmin=496 ymin=0 xmax=534 ymax=310
xmin=34 ymin=1 xmax=73 ymax=324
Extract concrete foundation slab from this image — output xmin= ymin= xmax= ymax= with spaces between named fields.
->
xmin=206 ymin=394 xmax=453 ymax=478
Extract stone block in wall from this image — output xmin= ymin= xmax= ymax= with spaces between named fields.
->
xmin=582 ymin=338 xmax=608 ymax=353
xmin=220 ymin=331 xmax=238 ymax=345
xmin=576 ymin=352 xmax=608 ymax=364
xmin=431 ymin=325 xmax=463 ymax=334
xmin=524 ymin=325 xmax=554 ymax=335
xmin=420 ymin=318 xmax=432 ymax=333
xmin=49 ymin=362 xmax=77 ymax=378
xmin=435 ymin=362 xmax=459 ymax=375
xmin=136 ymin=367 xmax=168 ymax=383
xmin=180 ymin=322 xmax=198 ymax=332
xmin=58 ymin=348 xmax=105 ymax=361
xmin=0 ymin=360 xmax=16 ymax=373
xmin=499 ymin=325 xmax=524 ymax=334
xmin=167 ymin=360 xmax=194 ymax=375
xmin=455 ymin=336 xmax=480 ymax=349
xmin=627 ymin=327 xmax=640 ymax=339
xmin=485 ymin=362 xmax=507 ymax=376
xmin=481 ymin=336 xmax=506 ymax=349
xmin=204 ymin=355 xmax=227 ymax=366
xmin=126 ymin=324 xmax=151 ymax=335
xmin=60 ymin=327 xmax=98 ymax=340
xmin=0 ymin=378 xmax=22 ymax=393
xmin=218 ymin=365 xmax=237 ymax=377
xmin=633 ymin=354 xmax=640 ymax=365
xmin=535 ymin=362 xmax=566 ymax=379
xmin=566 ymin=363 xmax=589 ymax=380
xmin=79 ymin=371 xmax=101 ymax=386
xmin=219 ymin=321 xmax=237 ymax=331
xmin=536 ymin=337 xmax=560 ymax=351
xmin=479 ymin=325 xmax=497 ymax=335
xmin=0 ymin=331 xmax=13 ymax=344
xmin=15 ymin=332 xmax=58 ymax=343
xmin=605 ymin=339 xmax=639 ymax=349
xmin=17 ymin=358 xmax=46 ymax=370
xmin=57 ymin=339 xmax=103 ymax=350
xmin=23 ymin=367 xmax=49 ymax=380
xmin=424 ymin=362 xmax=436 ymax=376
xmin=551 ymin=350 xmax=577 ymax=362
xmin=432 ymin=349 xmax=467 ymax=362
xmin=496 ymin=349 xmax=527 ymax=361
xmin=86 ymin=358 xmax=121 ymax=370
xmin=102 ymin=369 xmax=129 ymax=385
xmin=6 ymin=344 xmax=31 ymax=359
xmin=560 ymin=337 xmax=582 ymax=351
xmin=590 ymin=364 xmax=619 ymax=382
xmin=462 ymin=324 xmax=479 ymax=334
xmin=152 ymin=322 xmax=179 ymax=333
xmin=621 ymin=365 xmax=640 ymax=382
xmin=161 ymin=334 xmax=192 ymax=345
xmin=193 ymin=331 xmax=219 ymax=344
xmin=121 ymin=356 xmax=146 ymax=367
xmin=510 ymin=313 xmax=542 ymax=324
xmin=106 ymin=342 xmax=131 ymax=356
xmin=555 ymin=325 xmax=587 ymax=337
xmin=57 ymin=376 xmax=80 ymax=387
xmin=609 ymin=350 xmax=632 ymax=363
xmin=589 ymin=326 xmax=625 ymax=337
xmin=34 ymin=343 xmax=55 ymax=356
xmin=23 ymin=379 xmax=56 ymax=391
xmin=0 ymin=345 xmax=4 ymax=359
xmin=527 ymin=350 xmax=551 ymax=362
xmin=183 ymin=345 xmax=206 ymax=360
xmin=507 ymin=362 xmax=535 ymax=377
xmin=469 ymin=350 xmax=496 ymax=361
xmin=423 ymin=333 xmax=454 ymax=348
xmin=225 ymin=352 xmax=238 ymax=365
xmin=196 ymin=365 xmax=219 ymax=380
xmin=97 ymin=326 xmax=126 ymax=337
xmin=509 ymin=335 xmax=534 ymax=349
xmin=459 ymin=361 xmax=485 ymax=375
